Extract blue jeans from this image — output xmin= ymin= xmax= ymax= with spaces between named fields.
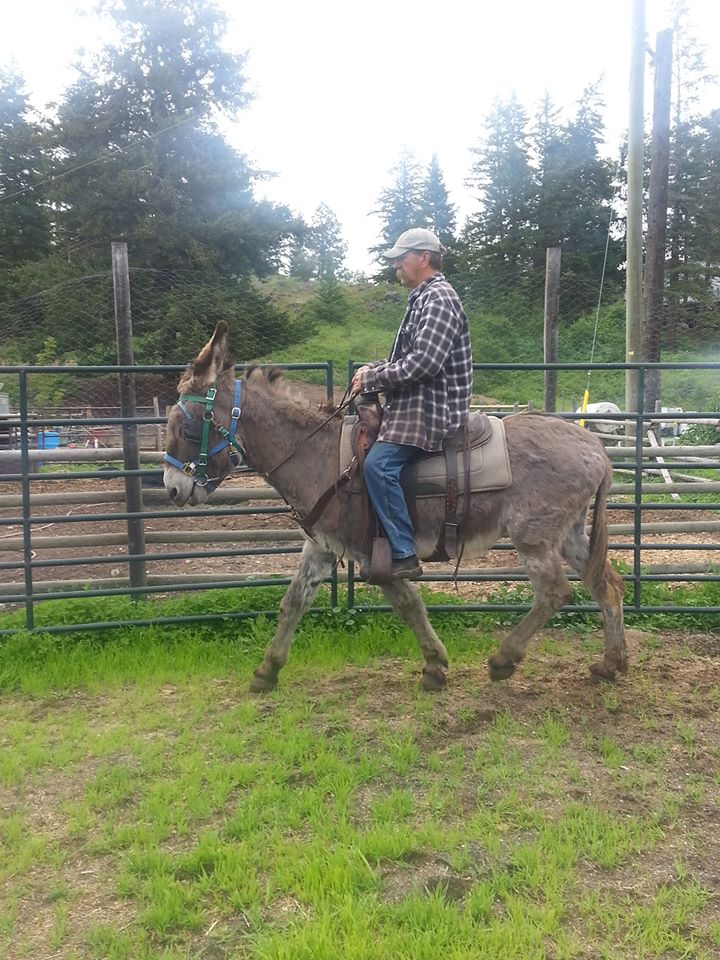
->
xmin=363 ymin=440 xmax=423 ymax=559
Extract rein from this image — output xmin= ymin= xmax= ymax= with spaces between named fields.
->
xmin=262 ymin=386 xmax=356 ymax=534
xmin=264 ymin=386 xmax=354 ymax=478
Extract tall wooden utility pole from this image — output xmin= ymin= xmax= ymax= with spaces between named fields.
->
xmin=626 ymin=0 xmax=645 ymax=422
xmin=643 ymin=29 xmax=673 ymax=413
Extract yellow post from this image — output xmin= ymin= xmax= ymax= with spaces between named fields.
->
xmin=579 ymin=389 xmax=590 ymax=428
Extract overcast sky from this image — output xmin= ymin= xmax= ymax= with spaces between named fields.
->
xmin=3 ymin=0 xmax=719 ymax=272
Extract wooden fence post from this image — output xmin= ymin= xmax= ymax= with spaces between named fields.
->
xmin=112 ymin=241 xmax=147 ymax=590
xmin=152 ymin=397 xmax=163 ymax=451
xmin=543 ymin=247 xmax=561 ymax=412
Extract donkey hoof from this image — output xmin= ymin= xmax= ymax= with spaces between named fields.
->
xmin=249 ymin=670 xmax=278 ymax=693
xmin=488 ymin=654 xmax=517 ymax=682
xmin=421 ymin=666 xmax=447 ymax=692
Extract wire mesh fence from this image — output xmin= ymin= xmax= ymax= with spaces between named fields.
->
xmin=1 ymin=244 xmax=719 ymax=636
xmin=0 ymin=263 xmax=317 ymax=371
xmin=0 ymin=244 xmax=718 ymax=393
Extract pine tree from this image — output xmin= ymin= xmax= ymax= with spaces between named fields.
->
xmin=288 ymin=204 xmax=347 ymax=281
xmin=370 ymin=149 xmax=424 ymax=278
xmin=2 ymin=0 xmax=303 ymax=363
xmin=462 ymin=95 xmax=536 ymax=303
xmin=287 ymin=229 xmax=317 ymax=281
xmin=530 ymin=92 xmax=564 ymax=268
xmin=668 ymin=109 xmax=720 ymax=340
xmin=533 ymin=84 xmax=620 ymax=316
xmin=419 ymin=155 xmax=456 ymax=245
xmin=0 ymin=69 xmax=51 ymax=274
xmin=49 ymin=0 xmax=295 ymax=276
xmin=692 ymin=111 xmax=720 ymax=283
xmin=310 ymin=204 xmax=347 ymax=280
xmin=308 ymin=278 xmax=349 ymax=325
xmin=666 ymin=0 xmax=717 ymax=345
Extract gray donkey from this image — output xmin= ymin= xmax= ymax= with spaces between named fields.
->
xmin=164 ymin=322 xmax=627 ymax=692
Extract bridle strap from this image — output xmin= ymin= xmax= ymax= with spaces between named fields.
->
xmin=298 ymin=458 xmax=357 ymax=533
xmin=279 ymin=386 xmax=363 ymax=533
xmin=208 ymin=380 xmax=244 ymax=458
xmin=164 ymin=379 xmax=245 ymax=484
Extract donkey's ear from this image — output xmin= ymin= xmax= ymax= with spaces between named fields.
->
xmin=193 ymin=321 xmax=230 ymax=385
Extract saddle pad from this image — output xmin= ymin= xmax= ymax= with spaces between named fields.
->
xmin=340 ymin=414 xmax=359 ymax=471
xmin=339 ymin=413 xmax=512 ymax=495
xmin=409 ymin=415 xmax=512 ymax=497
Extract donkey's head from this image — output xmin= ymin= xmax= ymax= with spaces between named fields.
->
xmin=163 ymin=322 xmax=244 ymax=506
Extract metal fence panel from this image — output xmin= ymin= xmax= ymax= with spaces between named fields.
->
xmin=1 ymin=360 xmax=719 ymax=634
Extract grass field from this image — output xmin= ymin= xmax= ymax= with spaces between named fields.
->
xmin=1 ymin=596 xmax=719 ymax=959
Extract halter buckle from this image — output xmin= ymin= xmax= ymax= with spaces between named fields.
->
xmin=231 ymin=406 xmax=241 ymax=420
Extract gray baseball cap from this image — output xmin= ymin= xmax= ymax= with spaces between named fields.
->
xmin=384 ymin=228 xmax=445 ymax=259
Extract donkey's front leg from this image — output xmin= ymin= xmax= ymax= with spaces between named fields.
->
xmin=249 ymin=540 xmax=335 ymax=693
xmin=381 ymin=580 xmax=449 ymax=691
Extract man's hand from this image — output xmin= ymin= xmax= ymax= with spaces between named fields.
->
xmin=351 ymin=365 xmax=370 ymax=396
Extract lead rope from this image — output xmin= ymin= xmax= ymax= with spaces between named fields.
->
xmin=264 ymin=386 xmax=354 ymax=479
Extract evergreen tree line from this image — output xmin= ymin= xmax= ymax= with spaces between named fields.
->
xmin=374 ymin=84 xmax=720 ymax=333
xmin=371 ymin=88 xmax=624 ymax=319
xmin=0 ymin=0 xmax=718 ymax=367
xmin=0 ymin=0 xmax=341 ymax=364
xmin=371 ymin=4 xmax=719 ymax=339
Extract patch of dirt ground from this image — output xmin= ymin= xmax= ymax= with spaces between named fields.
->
xmin=1 ymin=473 xmax=719 ymax=598
xmin=310 ymin=625 xmax=720 ymax=913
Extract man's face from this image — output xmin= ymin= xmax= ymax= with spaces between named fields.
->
xmin=393 ymin=249 xmax=429 ymax=288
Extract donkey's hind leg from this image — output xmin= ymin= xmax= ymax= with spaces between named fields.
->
xmin=562 ymin=516 xmax=627 ymax=681
xmin=380 ymin=580 xmax=449 ymax=691
xmin=249 ymin=540 xmax=334 ymax=693
xmin=488 ymin=549 xmax=573 ymax=681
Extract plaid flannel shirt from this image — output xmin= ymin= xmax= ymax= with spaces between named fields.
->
xmin=359 ymin=274 xmax=473 ymax=452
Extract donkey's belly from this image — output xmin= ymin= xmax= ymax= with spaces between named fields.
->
xmin=412 ymin=494 xmax=504 ymax=563
xmin=413 ymin=532 xmax=498 ymax=563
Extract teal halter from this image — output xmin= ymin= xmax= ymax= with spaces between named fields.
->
xmin=164 ymin=379 xmax=245 ymax=487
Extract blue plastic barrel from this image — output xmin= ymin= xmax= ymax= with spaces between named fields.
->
xmin=37 ymin=430 xmax=61 ymax=450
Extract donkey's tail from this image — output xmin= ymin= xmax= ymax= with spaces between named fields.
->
xmin=584 ymin=462 xmax=623 ymax=602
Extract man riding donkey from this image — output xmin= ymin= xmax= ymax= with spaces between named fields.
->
xmin=351 ymin=228 xmax=473 ymax=580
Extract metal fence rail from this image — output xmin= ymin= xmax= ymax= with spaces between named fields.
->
xmin=1 ymin=360 xmax=719 ymax=635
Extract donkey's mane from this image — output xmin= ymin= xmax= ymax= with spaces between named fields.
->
xmin=244 ymin=365 xmax=330 ymax=428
